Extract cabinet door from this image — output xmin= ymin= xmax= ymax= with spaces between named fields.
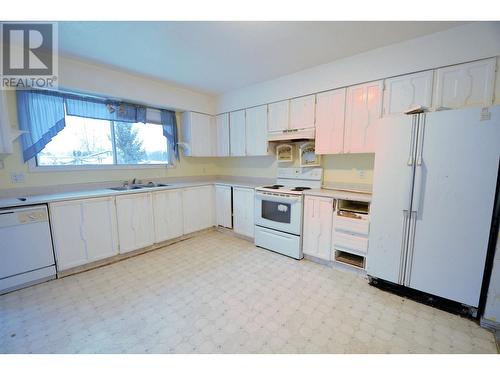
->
xmin=289 ymin=95 xmax=316 ymax=130
xmin=344 ymin=80 xmax=383 ymax=153
xmin=82 ymin=197 xmax=119 ymax=262
xmin=268 ymin=100 xmax=289 ymax=133
xmin=216 ymin=185 xmax=232 ymax=228
xmin=302 ymin=196 xmax=333 ymax=261
xmin=50 ymin=201 xmax=88 ymax=271
xmin=216 ymin=113 xmax=230 ymax=156
xmin=245 ymin=105 xmax=268 ymax=156
xmin=233 ymin=187 xmax=255 ymax=238
xmin=153 ymin=189 xmax=184 ymax=243
xmin=198 ymin=185 xmax=216 ymax=230
xmin=433 ymin=58 xmax=495 ymax=109
xmin=383 ymin=71 xmax=434 ymax=116
xmin=182 ymin=188 xmax=200 ymax=234
xmin=182 ymin=112 xmax=215 ymax=157
xmin=315 ymin=88 xmax=346 ymax=154
xmin=116 ymin=193 xmax=155 ymax=253
xmin=229 ymin=110 xmax=246 ymax=156
xmin=182 ymin=185 xmax=215 ymax=233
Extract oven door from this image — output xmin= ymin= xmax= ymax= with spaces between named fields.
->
xmin=254 ymin=191 xmax=303 ymax=235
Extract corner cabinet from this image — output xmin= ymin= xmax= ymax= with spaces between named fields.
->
xmin=181 ymin=111 xmax=216 ymax=157
xmin=115 ymin=192 xmax=155 ymax=253
xmin=49 ymin=197 xmax=119 ymax=271
xmin=314 ymin=88 xmax=346 ymax=154
xmin=245 ymin=105 xmax=269 ymax=156
xmin=182 ymin=185 xmax=216 ymax=233
xmin=233 ymin=187 xmax=255 ymax=238
xmin=433 ymin=58 xmax=496 ymax=109
xmin=229 ymin=110 xmax=246 ymax=156
xmin=153 ymin=189 xmax=184 ymax=243
xmin=344 ymin=80 xmax=383 ymax=154
xmin=216 ymin=113 xmax=230 ymax=156
xmin=302 ymin=196 xmax=334 ymax=261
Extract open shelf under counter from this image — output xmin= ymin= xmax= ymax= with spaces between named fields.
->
xmin=334 ymin=249 xmax=366 ymax=270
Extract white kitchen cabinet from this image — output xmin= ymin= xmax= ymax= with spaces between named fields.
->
xmin=302 ymin=196 xmax=334 ymax=261
xmin=181 ymin=111 xmax=216 ymax=157
xmin=233 ymin=187 xmax=255 ymax=238
xmin=268 ymin=100 xmax=289 ymax=134
xmin=49 ymin=197 xmax=119 ymax=271
xmin=383 ymin=71 xmax=434 ymax=116
xmin=215 ymin=185 xmax=232 ymax=228
xmin=433 ymin=58 xmax=496 ymax=109
xmin=216 ymin=113 xmax=230 ymax=157
xmin=0 ymin=91 xmax=13 ymax=158
xmin=289 ymin=95 xmax=316 ymax=130
xmin=115 ymin=193 xmax=155 ymax=253
xmin=245 ymin=105 xmax=269 ymax=156
xmin=229 ymin=110 xmax=246 ymax=156
xmin=182 ymin=185 xmax=216 ymax=234
xmin=314 ymin=88 xmax=346 ymax=154
xmin=344 ymin=80 xmax=383 ymax=153
xmin=153 ymin=189 xmax=184 ymax=243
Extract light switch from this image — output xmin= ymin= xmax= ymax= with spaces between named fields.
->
xmin=10 ymin=172 xmax=25 ymax=183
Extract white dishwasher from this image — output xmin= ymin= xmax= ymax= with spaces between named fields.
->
xmin=0 ymin=205 xmax=56 ymax=294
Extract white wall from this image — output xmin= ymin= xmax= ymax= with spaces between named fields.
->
xmin=59 ymin=55 xmax=216 ymax=114
xmin=217 ymin=22 xmax=500 ymax=112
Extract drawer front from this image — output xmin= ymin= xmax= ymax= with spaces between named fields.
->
xmin=334 ymin=215 xmax=370 ymax=235
xmin=333 ymin=231 xmax=368 ymax=255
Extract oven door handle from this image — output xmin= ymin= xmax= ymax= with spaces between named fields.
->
xmin=255 ymin=193 xmax=302 ymax=203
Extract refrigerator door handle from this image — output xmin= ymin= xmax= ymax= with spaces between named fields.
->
xmin=416 ymin=113 xmax=426 ymax=166
xmin=404 ymin=210 xmax=418 ymax=286
xmin=412 ymin=164 xmax=424 ymax=214
xmin=399 ymin=210 xmax=410 ymax=285
xmin=407 ymin=115 xmax=417 ymax=166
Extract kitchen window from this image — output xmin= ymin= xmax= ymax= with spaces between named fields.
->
xmin=36 ymin=115 xmax=169 ymax=167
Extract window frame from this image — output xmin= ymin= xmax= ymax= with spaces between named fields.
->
xmin=28 ymin=111 xmax=176 ymax=172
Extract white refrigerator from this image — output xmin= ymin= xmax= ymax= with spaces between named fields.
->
xmin=367 ymin=106 xmax=500 ymax=308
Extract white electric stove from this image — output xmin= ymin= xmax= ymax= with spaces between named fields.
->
xmin=254 ymin=168 xmax=323 ymax=259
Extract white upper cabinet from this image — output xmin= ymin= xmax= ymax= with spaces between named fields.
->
xmin=216 ymin=113 xmax=230 ymax=157
xmin=383 ymin=71 xmax=434 ymax=116
xmin=314 ymin=88 xmax=346 ymax=154
xmin=233 ymin=187 xmax=255 ymax=238
xmin=181 ymin=111 xmax=216 ymax=157
xmin=433 ymin=58 xmax=496 ymax=109
xmin=268 ymin=100 xmax=290 ymax=133
xmin=153 ymin=189 xmax=184 ymax=243
xmin=0 ymin=91 xmax=13 ymax=158
xmin=289 ymin=95 xmax=316 ymax=130
xmin=302 ymin=196 xmax=334 ymax=261
xmin=215 ymin=185 xmax=232 ymax=229
xmin=230 ymin=110 xmax=246 ymax=156
xmin=115 ymin=193 xmax=155 ymax=253
xmin=49 ymin=197 xmax=119 ymax=271
xmin=344 ymin=80 xmax=383 ymax=154
xmin=245 ymin=105 xmax=269 ymax=156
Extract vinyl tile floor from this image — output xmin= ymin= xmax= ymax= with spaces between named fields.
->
xmin=0 ymin=231 xmax=497 ymax=354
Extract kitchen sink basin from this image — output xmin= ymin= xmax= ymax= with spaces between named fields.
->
xmin=108 ymin=186 xmax=144 ymax=191
xmin=108 ymin=183 xmax=170 ymax=191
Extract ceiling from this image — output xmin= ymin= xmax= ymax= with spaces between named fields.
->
xmin=58 ymin=21 xmax=466 ymax=95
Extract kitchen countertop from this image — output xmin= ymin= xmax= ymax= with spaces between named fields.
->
xmin=304 ymin=188 xmax=372 ymax=202
xmin=0 ymin=177 xmax=270 ymax=210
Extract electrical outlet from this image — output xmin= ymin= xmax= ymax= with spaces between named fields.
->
xmin=10 ymin=172 xmax=25 ymax=184
xmin=358 ymin=170 xmax=366 ymax=180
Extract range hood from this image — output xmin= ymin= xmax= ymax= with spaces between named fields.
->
xmin=268 ymin=128 xmax=315 ymax=141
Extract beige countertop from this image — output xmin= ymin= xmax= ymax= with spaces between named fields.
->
xmin=304 ymin=188 xmax=372 ymax=202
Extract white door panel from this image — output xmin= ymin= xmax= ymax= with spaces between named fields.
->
xmin=153 ymin=189 xmax=184 ymax=242
xmin=230 ymin=110 xmax=246 ymax=156
xmin=383 ymin=71 xmax=434 ymax=116
xmin=246 ymin=105 xmax=268 ymax=155
xmin=315 ymin=89 xmax=346 ymax=154
xmin=289 ymin=95 xmax=315 ymax=130
xmin=268 ymin=100 xmax=289 ymax=133
xmin=216 ymin=113 xmax=230 ymax=156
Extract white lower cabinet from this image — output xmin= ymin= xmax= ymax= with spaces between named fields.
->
xmin=182 ymin=185 xmax=216 ymax=234
xmin=215 ymin=185 xmax=232 ymax=228
xmin=153 ymin=189 xmax=184 ymax=243
xmin=115 ymin=192 xmax=155 ymax=253
xmin=302 ymin=196 xmax=334 ymax=261
xmin=233 ymin=187 xmax=255 ymax=238
xmin=49 ymin=196 xmax=119 ymax=271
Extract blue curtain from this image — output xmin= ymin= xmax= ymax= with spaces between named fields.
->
xmin=160 ymin=110 xmax=179 ymax=162
xmin=16 ymin=90 xmax=66 ymax=162
xmin=65 ymin=94 xmax=146 ymax=123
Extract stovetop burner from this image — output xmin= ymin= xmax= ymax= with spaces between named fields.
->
xmin=291 ymin=187 xmax=312 ymax=192
xmin=262 ymin=184 xmax=284 ymax=189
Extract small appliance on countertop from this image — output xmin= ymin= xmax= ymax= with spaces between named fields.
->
xmin=254 ymin=167 xmax=323 ymax=259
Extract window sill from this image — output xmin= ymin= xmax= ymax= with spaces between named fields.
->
xmin=27 ymin=159 xmax=176 ymax=173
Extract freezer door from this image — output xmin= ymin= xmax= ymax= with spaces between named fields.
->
xmin=367 ymin=115 xmax=417 ymax=283
xmin=407 ymin=106 xmax=500 ymax=307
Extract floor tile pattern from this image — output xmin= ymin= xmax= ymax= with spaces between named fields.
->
xmin=0 ymin=231 xmax=496 ymax=353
